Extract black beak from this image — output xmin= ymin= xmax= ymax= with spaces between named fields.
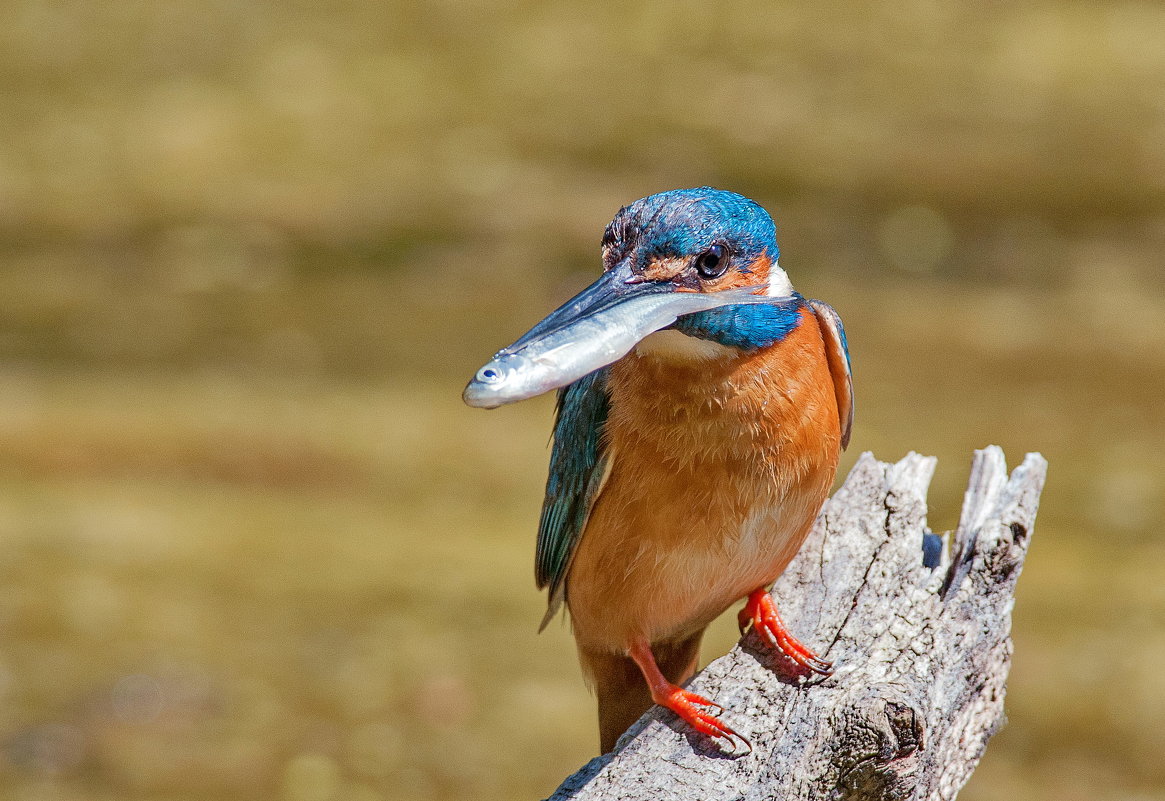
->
xmin=508 ymin=259 xmax=671 ymax=351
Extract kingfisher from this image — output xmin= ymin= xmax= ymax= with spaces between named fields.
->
xmin=464 ymin=188 xmax=853 ymax=753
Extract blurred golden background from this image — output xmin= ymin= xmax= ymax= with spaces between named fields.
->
xmin=0 ymin=1 xmax=1162 ymax=799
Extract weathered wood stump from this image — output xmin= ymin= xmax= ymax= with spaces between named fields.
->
xmin=547 ymin=447 xmax=1048 ymax=801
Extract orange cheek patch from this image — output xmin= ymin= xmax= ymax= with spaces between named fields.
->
xmin=640 ymin=257 xmax=689 ymax=282
xmin=717 ymin=254 xmax=773 ymax=291
xmin=640 ymin=253 xmax=774 ymax=293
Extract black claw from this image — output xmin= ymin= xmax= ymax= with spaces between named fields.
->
xmin=799 ymin=654 xmax=832 ymax=671
xmin=722 ymin=731 xmax=753 ymax=757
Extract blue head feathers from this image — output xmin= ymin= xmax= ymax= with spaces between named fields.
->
xmin=602 ymin=187 xmax=780 ymax=267
xmin=602 ymin=188 xmax=800 ymax=351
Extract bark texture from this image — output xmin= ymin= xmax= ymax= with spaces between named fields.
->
xmin=547 ymin=447 xmax=1048 ymax=801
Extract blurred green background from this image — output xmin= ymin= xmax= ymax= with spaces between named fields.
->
xmin=0 ymin=1 xmax=1162 ymax=799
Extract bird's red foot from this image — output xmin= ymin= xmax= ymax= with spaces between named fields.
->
xmin=738 ymin=589 xmax=832 ymax=675
xmin=629 ymin=639 xmax=751 ymax=754
xmin=653 ymin=685 xmax=746 ymax=747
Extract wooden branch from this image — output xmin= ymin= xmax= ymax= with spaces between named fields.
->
xmin=547 ymin=447 xmax=1048 ymax=801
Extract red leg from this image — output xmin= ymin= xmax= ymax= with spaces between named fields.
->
xmin=738 ymin=588 xmax=832 ymax=675
xmin=628 ymin=638 xmax=750 ymax=753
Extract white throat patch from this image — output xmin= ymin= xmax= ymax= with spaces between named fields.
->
xmin=635 ymin=329 xmax=737 ymax=361
xmin=766 ymin=260 xmax=794 ymax=297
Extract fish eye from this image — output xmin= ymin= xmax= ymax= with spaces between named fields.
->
xmin=695 ymin=243 xmax=730 ymax=279
xmin=476 ymin=366 xmax=504 ymax=384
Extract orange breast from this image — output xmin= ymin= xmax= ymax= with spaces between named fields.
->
xmin=565 ymin=307 xmax=842 ymax=654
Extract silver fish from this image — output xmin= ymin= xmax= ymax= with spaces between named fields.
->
xmin=463 ymin=285 xmax=788 ymax=409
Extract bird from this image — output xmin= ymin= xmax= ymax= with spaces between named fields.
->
xmin=467 ymin=187 xmax=853 ymax=753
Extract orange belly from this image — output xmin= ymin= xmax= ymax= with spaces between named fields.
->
xmin=565 ymin=309 xmax=841 ymax=653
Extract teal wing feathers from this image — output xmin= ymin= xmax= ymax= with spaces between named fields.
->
xmin=808 ymin=299 xmax=854 ymax=449
xmin=535 ymin=368 xmax=611 ymax=630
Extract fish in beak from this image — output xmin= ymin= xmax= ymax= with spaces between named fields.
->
xmin=463 ymin=259 xmax=781 ymax=409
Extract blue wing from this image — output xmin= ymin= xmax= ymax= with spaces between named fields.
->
xmin=535 ymin=368 xmax=611 ymax=630
xmin=808 ymin=299 xmax=854 ymax=449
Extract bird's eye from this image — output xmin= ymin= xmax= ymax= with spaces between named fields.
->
xmin=695 ymin=243 xmax=730 ymax=279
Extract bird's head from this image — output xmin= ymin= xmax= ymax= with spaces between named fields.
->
xmin=463 ymin=188 xmax=802 ymax=407
xmin=601 ymin=187 xmax=790 ymax=298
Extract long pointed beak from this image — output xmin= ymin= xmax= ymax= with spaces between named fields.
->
xmin=506 ymin=259 xmax=666 ymax=350
xmin=463 ymin=263 xmax=780 ymax=408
